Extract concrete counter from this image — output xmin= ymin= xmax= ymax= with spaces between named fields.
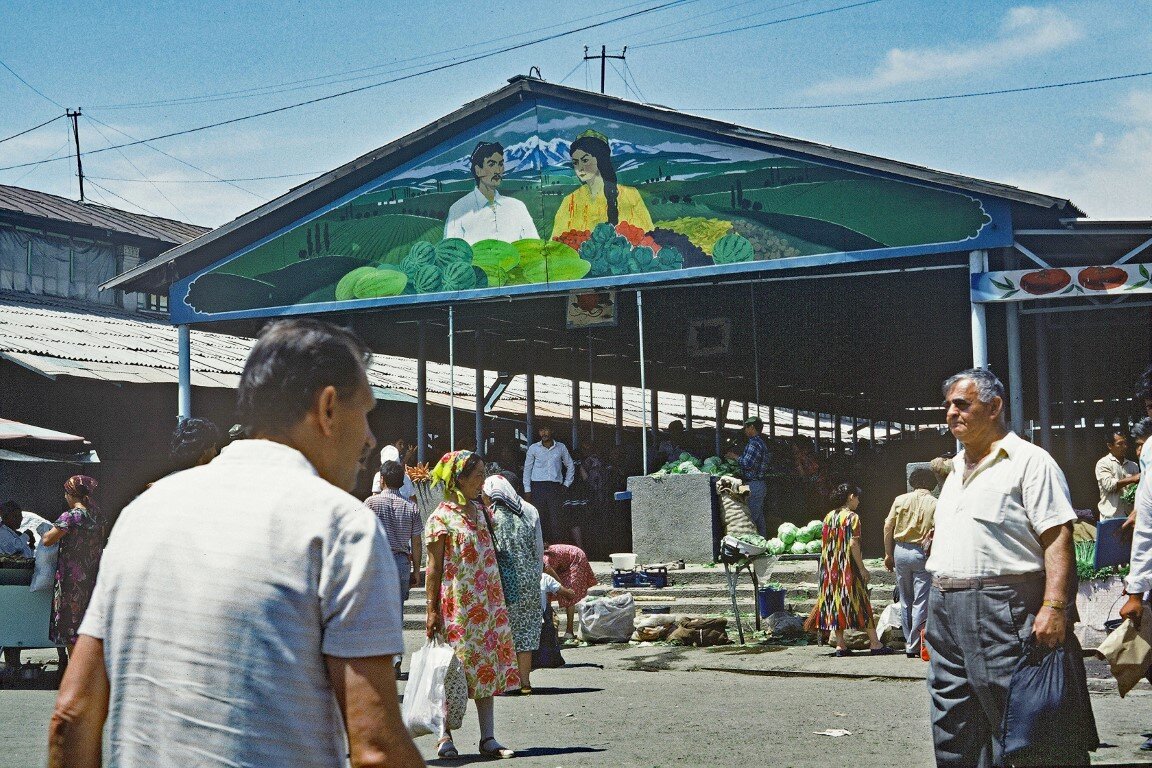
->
xmin=626 ymin=473 xmax=719 ymax=565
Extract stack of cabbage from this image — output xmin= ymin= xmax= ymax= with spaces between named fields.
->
xmin=766 ymin=520 xmax=823 ymax=556
xmin=650 ymin=453 xmax=743 ymax=478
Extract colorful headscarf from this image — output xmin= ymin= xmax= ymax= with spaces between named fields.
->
xmin=482 ymin=473 xmax=522 ymax=515
xmin=431 ymin=450 xmax=477 ymax=505
xmin=64 ymin=475 xmax=98 ymax=497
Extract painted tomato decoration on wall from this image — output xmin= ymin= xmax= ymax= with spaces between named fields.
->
xmin=1078 ymin=266 xmax=1128 ymax=291
xmin=1019 ymin=269 xmax=1071 ymax=295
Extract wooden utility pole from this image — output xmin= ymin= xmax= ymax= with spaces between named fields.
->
xmin=66 ymin=108 xmax=85 ymax=202
xmin=583 ymin=46 xmax=627 ymax=94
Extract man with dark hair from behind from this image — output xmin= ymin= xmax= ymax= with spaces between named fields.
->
xmin=365 ymin=459 xmax=423 ymax=678
xmin=169 ymin=417 xmax=222 ymax=473
xmin=50 ymin=318 xmax=424 ymax=768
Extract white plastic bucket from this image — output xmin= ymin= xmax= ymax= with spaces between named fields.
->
xmin=610 ymin=552 xmax=637 ymax=570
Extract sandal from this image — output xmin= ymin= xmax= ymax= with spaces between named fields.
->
xmin=436 ymin=736 xmax=459 ymax=759
xmin=519 ymin=685 xmax=533 ymax=695
xmin=479 ymin=736 xmax=515 ymax=759
xmin=870 ymin=646 xmax=895 ymax=656
xmin=834 ymin=649 xmax=854 ymax=657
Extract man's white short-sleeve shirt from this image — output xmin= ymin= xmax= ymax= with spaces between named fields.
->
xmin=79 ymin=439 xmax=404 ymax=767
xmin=443 ymin=188 xmax=539 ymax=244
xmin=925 ymin=431 xmax=1075 ymax=579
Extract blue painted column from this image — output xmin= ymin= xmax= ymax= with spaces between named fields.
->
xmin=177 ymin=324 xmax=191 ymax=419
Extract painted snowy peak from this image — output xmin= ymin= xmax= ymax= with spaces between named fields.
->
xmin=502 ymin=136 xmax=660 ymax=171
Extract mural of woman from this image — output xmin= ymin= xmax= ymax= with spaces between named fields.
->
xmin=551 ymin=129 xmax=654 ymax=240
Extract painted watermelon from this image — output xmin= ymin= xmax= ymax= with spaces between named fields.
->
xmin=712 ymin=233 xmax=755 ymax=264
xmin=434 ymin=238 xmax=473 ymax=268
xmin=442 ymin=260 xmax=477 ymax=291
xmin=410 ymin=264 xmax=443 ymax=294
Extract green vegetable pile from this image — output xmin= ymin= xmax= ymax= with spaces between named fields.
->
xmin=649 ymin=453 xmax=742 ymax=478
xmin=579 ymin=223 xmax=683 ymax=278
xmin=1074 ymin=540 xmax=1130 ymax=581
xmin=766 ymin=520 xmax=823 ymax=556
xmin=1122 ymin=483 xmax=1138 ymax=504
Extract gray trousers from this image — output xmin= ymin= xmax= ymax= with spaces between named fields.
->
xmin=894 ymin=542 xmax=930 ymax=655
xmin=746 ymin=480 xmax=767 ymax=537
xmin=926 ymin=576 xmax=1044 ymax=768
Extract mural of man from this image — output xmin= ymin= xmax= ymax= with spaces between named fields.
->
xmin=443 ymin=141 xmax=539 ymax=244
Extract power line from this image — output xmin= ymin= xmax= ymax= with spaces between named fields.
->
xmin=557 ymin=60 xmax=586 ymax=86
xmin=85 ymin=179 xmax=163 ymax=217
xmin=0 ymin=58 xmax=64 ymax=109
xmin=0 ymin=0 xmax=696 ymax=174
xmin=623 ymin=59 xmax=652 ymax=104
xmin=92 ymin=0 xmax=700 ymax=111
xmin=84 ymin=116 xmax=192 ymax=221
xmin=0 ymin=114 xmax=65 ymax=145
xmin=683 ymin=70 xmax=1152 ymax=111
xmin=86 ymin=171 xmax=323 ymax=183
xmin=12 ymin=135 xmax=72 ymax=185
xmin=83 ymin=113 xmax=261 ymax=199
xmin=631 ymin=0 xmax=886 ymax=49
xmin=612 ymin=0 xmax=817 ymax=46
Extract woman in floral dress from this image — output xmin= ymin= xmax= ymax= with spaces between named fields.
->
xmin=543 ymin=543 xmax=600 ymax=640
xmin=425 ymin=451 xmax=517 ymax=759
xmin=483 ymin=473 xmax=544 ymax=694
xmin=40 ymin=475 xmax=104 ymax=656
xmin=816 ymin=483 xmax=892 ymax=657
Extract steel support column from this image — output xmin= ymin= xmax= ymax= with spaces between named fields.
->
xmin=970 ymin=250 xmax=989 ymax=368
xmin=637 ymin=291 xmax=649 ymax=474
xmin=615 ymin=383 xmax=623 ymax=446
xmin=1036 ymin=316 xmax=1052 ymax=451
xmin=526 ymin=373 xmax=536 ymax=445
xmin=177 ymin=324 xmax=191 ymax=420
xmin=475 ymin=331 xmax=484 ymax=453
xmin=417 ymin=322 xmax=427 ymax=464
xmin=1005 ymin=300 xmax=1025 ymax=435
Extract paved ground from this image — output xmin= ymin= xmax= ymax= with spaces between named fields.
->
xmin=6 ymin=631 xmax=1152 ymax=767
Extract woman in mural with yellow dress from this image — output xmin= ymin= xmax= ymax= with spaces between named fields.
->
xmin=551 ymin=129 xmax=654 ymax=239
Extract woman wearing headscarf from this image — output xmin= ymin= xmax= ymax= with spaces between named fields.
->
xmin=424 ymin=451 xmax=518 ymax=759
xmin=543 ymin=542 xmax=600 ymax=641
xmin=40 ymin=475 xmax=104 ymax=656
xmin=483 ymin=473 xmax=544 ymax=694
xmin=551 ymin=129 xmax=654 ymax=239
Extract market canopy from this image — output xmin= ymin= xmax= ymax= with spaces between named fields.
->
xmin=0 ymin=417 xmax=99 ymax=463
xmin=104 ymin=76 xmax=1106 ymax=426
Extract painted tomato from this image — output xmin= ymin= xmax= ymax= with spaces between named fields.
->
xmin=1019 ymin=269 xmax=1071 ymax=295
xmin=575 ymin=293 xmax=598 ymax=311
xmin=1078 ymin=266 xmax=1127 ymax=291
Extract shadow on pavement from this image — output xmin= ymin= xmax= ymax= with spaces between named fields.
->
xmin=514 ymin=686 xmax=602 ymax=696
xmin=429 ymin=745 xmax=606 ymax=765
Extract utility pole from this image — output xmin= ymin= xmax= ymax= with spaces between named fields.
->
xmin=583 ymin=46 xmax=627 ymax=94
xmin=66 ymin=108 xmax=85 ymax=203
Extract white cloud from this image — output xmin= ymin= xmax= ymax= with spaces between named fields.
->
xmin=808 ymin=6 xmax=1082 ymax=96
xmin=1008 ymin=97 xmax=1152 ymax=219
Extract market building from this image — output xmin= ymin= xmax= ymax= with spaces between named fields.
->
xmin=101 ymin=76 xmax=1152 ymax=554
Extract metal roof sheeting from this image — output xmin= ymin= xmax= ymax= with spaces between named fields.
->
xmin=0 ymin=183 xmax=209 ymax=245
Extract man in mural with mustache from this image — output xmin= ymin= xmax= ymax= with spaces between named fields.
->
xmin=444 ymin=141 xmax=539 ymax=244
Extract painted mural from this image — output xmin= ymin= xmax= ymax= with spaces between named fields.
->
xmin=175 ymin=102 xmax=1005 ymax=319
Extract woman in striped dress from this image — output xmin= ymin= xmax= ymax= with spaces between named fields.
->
xmin=816 ymin=484 xmax=892 ymax=657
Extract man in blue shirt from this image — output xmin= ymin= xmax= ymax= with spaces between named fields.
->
xmin=726 ymin=416 xmax=771 ymax=536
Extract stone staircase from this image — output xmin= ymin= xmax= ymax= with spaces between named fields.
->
xmin=401 ymin=557 xmax=897 ymax=630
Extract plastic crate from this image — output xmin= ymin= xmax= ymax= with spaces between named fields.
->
xmin=611 ymin=567 xmax=669 ymax=589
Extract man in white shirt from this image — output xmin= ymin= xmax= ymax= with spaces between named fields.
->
xmin=0 ymin=500 xmax=33 ymax=558
xmin=371 ymin=437 xmax=417 ymax=501
xmin=1096 ymin=429 xmax=1140 ymax=520
xmin=522 ymin=423 xmax=575 ymax=542
xmin=443 ymin=141 xmax=539 ymax=245
xmin=1122 ymin=368 xmax=1152 ymax=752
xmin=926 ymin=368 xmax=1080 ymax=768
xmin=50 ymin=319 xmax=424 ymax=768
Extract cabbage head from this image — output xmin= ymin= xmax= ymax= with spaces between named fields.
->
xmin=789 ymin=541 xmax=808 ymax=555
xmin=805 ymin=540 xmax=822 ymax=554
xmin=766 ymin=538 xmax=786 ymax=555
xmin=777 ymin=522 xmax=799 ymax=547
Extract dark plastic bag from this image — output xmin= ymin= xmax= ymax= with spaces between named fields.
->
xmin=1000 ymin=635 xmax=1099 ymax=766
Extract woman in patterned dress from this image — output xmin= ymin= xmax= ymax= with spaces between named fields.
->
xmin=816 ymin=483 xmax=892 ymax=657
xmin=40 ymin=475 xmax=104 ymax=657
xmin=543 ymin=543 xmax=600 ymax=641
xmin=425 ymin=451 xmax=518 ymax=759
xmin=483 ymin=473 xmax=544 ymax=694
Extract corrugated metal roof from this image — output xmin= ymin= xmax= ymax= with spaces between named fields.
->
xmin=0 ymin=183 xmax=209 ymax=245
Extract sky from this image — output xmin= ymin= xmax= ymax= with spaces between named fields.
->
xmin=1 ymin=0 xmax=1149 ymax=227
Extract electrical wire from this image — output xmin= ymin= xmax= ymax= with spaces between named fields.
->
xmin=608 ymin=59 xmax=640 ymax=101
xmin=11 ymin=135 xmax=72 ymax=185
xmin=92 ymin=0 xmax=701 ymax=111
xmin=683 ymin=69 xmax=1152 ymax=111
xmin=0 ymin=0 xmax=696 ymax=174
xmin=83 ymin=116 xmax=192 ymax=221
xmin=83 ymin=113 xmax=261 ymax=199
xmin=85 ymin=179 xmax=162 ymax=217
xmin=0 ymin=114 xmax=65 ymax=145
xmin=86 ymin=171 xmax=323 ymax=183
xmin=556 ymin=60 xmax=586 ymax=86
xmin=0 ymin=58 xmax=64 ymax=109
xmin=630 ymin=0 xmax=885 ymax=49
xmin=611 ymin=0 xmax=817 ymax=46
xmin=623 ymin=59 xmax=651 ymax=104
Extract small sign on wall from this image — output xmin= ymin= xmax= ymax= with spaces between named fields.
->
xmin=565 ymin=290 xmax=618 ymax=328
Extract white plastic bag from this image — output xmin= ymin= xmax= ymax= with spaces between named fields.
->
xmin=877 ymin=601 xmax=903 ymax=635
xmin=401 ymin=637 xmax=457 ymax=737
xmin=30 ymin=542 xmax=58 ymax=592
xmin=577 ymin=593 xmax=636 ymax=643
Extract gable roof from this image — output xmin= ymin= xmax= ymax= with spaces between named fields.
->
xmin=101 ymin=77 xmax=1080 ymax=295
xmin=0 ymin=183 xmax=209 ymax=246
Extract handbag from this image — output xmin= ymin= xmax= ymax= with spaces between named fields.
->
xmin=1096 ymin=611 xmax=1152 ymax=697
xmin=484 ymin=507 xmax=519 ymax=605
xmin=1000 ymin=635 xmax=1099 ymax=765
